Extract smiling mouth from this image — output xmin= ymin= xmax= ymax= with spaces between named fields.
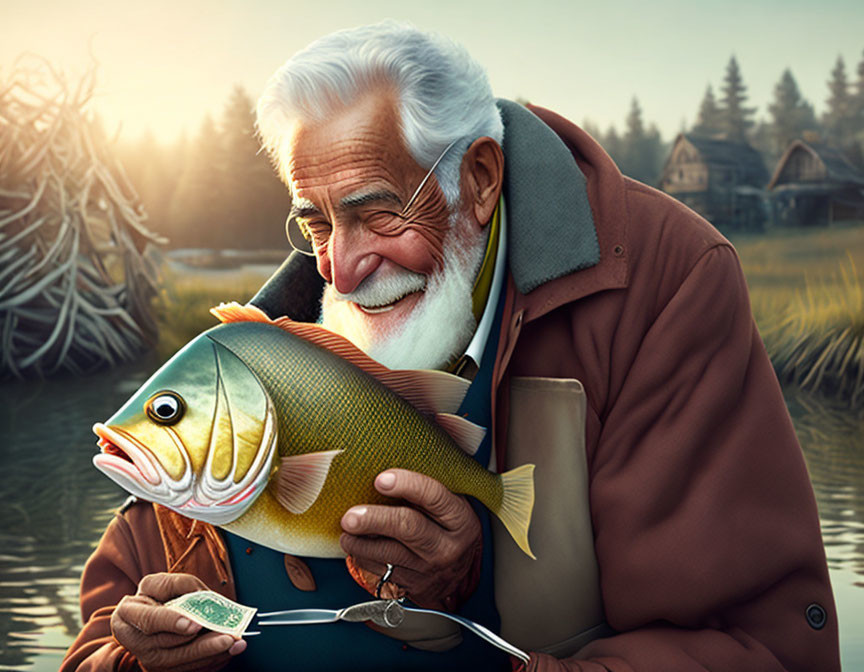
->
xmin=356 ymin=290 xmax=422 ymax=314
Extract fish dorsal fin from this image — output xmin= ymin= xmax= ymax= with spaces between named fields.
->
xmin=212 ymin=302 xmax=390 ymax=378
xmin=434 ymin=413 xmax=486 ymax=456
xmin=210 ymin=302 xmax=470 ymax=413
xmin=275 ymin=450 xmax=342 ymax=514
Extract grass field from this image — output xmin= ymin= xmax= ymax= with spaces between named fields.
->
xmin=154 ymin=265 xmax=276 ymax=362
xmin=732 ymin=224 xmax=864 ymax=406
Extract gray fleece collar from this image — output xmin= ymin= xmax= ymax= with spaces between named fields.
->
xmin=496 ymin=99 xmax=600 ymax=294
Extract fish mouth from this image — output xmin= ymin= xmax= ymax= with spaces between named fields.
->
xmin=91 ymin=397 xmax=278 ymax=524
xmin=93 ymin=423 xmax=162 ymax=486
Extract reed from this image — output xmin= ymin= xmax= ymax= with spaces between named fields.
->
xmin=749 ymin=256 xmax=864 ymax=407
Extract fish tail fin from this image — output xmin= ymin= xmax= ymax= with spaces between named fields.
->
xmin=496 ymin=464 xmax=536 ymax=560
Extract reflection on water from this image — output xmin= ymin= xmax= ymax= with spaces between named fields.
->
xmin=0 ymin=358 xmax=155 ymax=670
xmin=785 ymin=390 xmax=864 ymax=670
xmin=786 ymin=391 xmax=864 ymax=578
xmin=0 ymin=368 xmax=862 ymax=669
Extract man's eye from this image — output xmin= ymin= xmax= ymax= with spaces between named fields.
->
xmin=300 ymin=220 xmax=332 ymax=242
xmin=365 ymin=210 xmax=401 ymax=231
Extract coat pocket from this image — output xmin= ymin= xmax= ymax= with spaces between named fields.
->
xmin=492 ymin=376 xmax=608 ymax=657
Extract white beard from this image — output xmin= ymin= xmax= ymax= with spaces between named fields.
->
xmin=320 ymin=213 xmax=486 ymax=370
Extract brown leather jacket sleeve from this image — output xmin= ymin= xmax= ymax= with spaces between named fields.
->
xmin=529 ymin=244 xmax=839 ymax=670
xmin=60 ymin=501 xmax=164 ymax=671
xmin=61 ymin=500 xmax=240 ymax=671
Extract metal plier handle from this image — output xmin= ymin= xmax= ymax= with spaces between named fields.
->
xmin=254 ymin=599 xmax=530 ymax=663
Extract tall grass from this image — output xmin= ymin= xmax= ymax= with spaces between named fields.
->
xmin=738 ymin=225 xmax=864 ymax=408
xmin=756 ymin=261 xmax=864 ymax=406
xmin=153 ymin=266 xmax=274 ymax=363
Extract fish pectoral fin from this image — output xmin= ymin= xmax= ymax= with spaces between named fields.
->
xmin=275 ymin=450 xmax=342 ymax=514
xmin=434 ymin=413 xmax=486 ymax=456
xmin=379 ymin=370 xmax=470 ymax=415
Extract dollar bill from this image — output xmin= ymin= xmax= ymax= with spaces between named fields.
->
xmin=165 ymin=590 xmax=257 ymax=637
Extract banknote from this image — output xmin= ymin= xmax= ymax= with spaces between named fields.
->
xmin=165 ymin=590 xmax=257 ymax=637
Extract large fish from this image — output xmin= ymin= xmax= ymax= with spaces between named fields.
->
xmin=92 ymin=303 xmax=535 ymax=559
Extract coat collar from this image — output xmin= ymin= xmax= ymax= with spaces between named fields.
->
xmin=496 ymin=99 xmax=600 ymax=295
xmin=497 ymin=100 xmax=630 ymax=323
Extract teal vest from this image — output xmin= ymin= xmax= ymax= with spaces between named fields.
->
xmin=224 ymin=293 xmax=508 ymax=670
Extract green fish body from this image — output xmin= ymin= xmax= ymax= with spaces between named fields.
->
xmin=93 ymin=303 xmax=535 ymax=559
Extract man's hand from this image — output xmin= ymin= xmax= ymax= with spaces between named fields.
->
xmin=340 ymin=469 xmax=483 ymax=611
xmin=111 ymin=573 xmax=246 ymax=672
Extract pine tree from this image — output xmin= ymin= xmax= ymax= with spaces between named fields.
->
xmin=621 ymin=98 xmax=664 ymax=185
xmin=850 ymin=49 xmax=864 ymax=168
xmin=854 ymin=50 xmax=864 ymax=107
xmin=855 ymin=49 xmax=864 ymax=117
xmin=823 ymin=56 xmax=855 ymax=150
xmin=719 ymin=56 xmax=756 ymax=142
xmin=220 ymin=85 xmax=292 ymax=249
xmin=603 ymin=125 xmax=624 ymax=165
xmin=692 ymin=85 xmax=724 ymax=138
xmin=767 ymin=69 xmax=817 ymax=156
xmin=168 ymin=114 xmax=227 ymax=248
xmin=625 ymin=97 xmax=645 ymax=144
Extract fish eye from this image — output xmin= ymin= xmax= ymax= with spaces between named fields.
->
xmin=145 ymin=392 xmax=185 ymax=425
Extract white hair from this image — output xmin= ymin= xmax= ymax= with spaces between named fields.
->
xmin=256 ymin=21 xmax=504 ymax=206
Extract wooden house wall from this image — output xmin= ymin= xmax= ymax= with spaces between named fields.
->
xmin=661 ymin=142 xmax=709 ymax=193
xmin=662 ymin=136 xmax=767 ymax=232
xmin=774 ymin=148 xmax=825 ymax=186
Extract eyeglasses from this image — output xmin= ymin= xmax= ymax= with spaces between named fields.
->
xmin=285 ymin=138 xmax=460 ymax=257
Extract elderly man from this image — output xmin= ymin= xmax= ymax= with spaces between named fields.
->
xmin=63 ymin=22 xmax=839 ymax=672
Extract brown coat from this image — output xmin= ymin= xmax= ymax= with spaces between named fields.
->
xmin=494 ymin=104 xmax=840 ymax=671
xmin=62 ymin=101 xmax=839 ymax=671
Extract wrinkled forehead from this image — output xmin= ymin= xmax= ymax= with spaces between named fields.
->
xmin=283 ymin=89 xmax=423 ymax=203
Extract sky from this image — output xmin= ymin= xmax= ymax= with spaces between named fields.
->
xmin=2 ymin=0 xmax=863 ymax=145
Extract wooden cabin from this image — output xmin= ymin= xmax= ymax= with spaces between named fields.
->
xmin=767 ymin=141 xmax=864 ymax=227
xmin=660 ymin=134 xmax=769 ymax=232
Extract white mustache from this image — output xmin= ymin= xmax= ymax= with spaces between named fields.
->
xmin=333 ymin=267 xmax=427 ymax=308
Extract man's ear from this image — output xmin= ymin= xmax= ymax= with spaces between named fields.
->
xmin=459 ymin=137 xmax=504 ymax=229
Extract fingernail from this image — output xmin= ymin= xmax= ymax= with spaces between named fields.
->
xmin=343 ymin=506 xmax=368 ymax=530
xmin=217 ymin=635 xmax=234 ymax=650
xmin=377 ymin=472 xmax=396 ymax=490
xmin=229 ymin=640 xmax=247 ymax=655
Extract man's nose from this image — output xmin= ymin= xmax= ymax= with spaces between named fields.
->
xmin=325 ymin=225 xmax=383 ymax=294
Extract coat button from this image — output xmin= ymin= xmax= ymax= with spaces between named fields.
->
xmin=613 ymin=244 xmax=625 ymax=256
xmin=805 ymin=603 xmax=827 ymax=630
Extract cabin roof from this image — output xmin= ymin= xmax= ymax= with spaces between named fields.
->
xmin=767 ymin=140 xmax=864 ymax=190
xmin=668 ymin=133 xmax=769 ymax=185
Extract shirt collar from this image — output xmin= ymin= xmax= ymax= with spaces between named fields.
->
xmin=462 ymin=197 xmax=508 ymax=371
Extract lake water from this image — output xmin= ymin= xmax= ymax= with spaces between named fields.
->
xmin=0 ymin=360 xmax=862 ymax=670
